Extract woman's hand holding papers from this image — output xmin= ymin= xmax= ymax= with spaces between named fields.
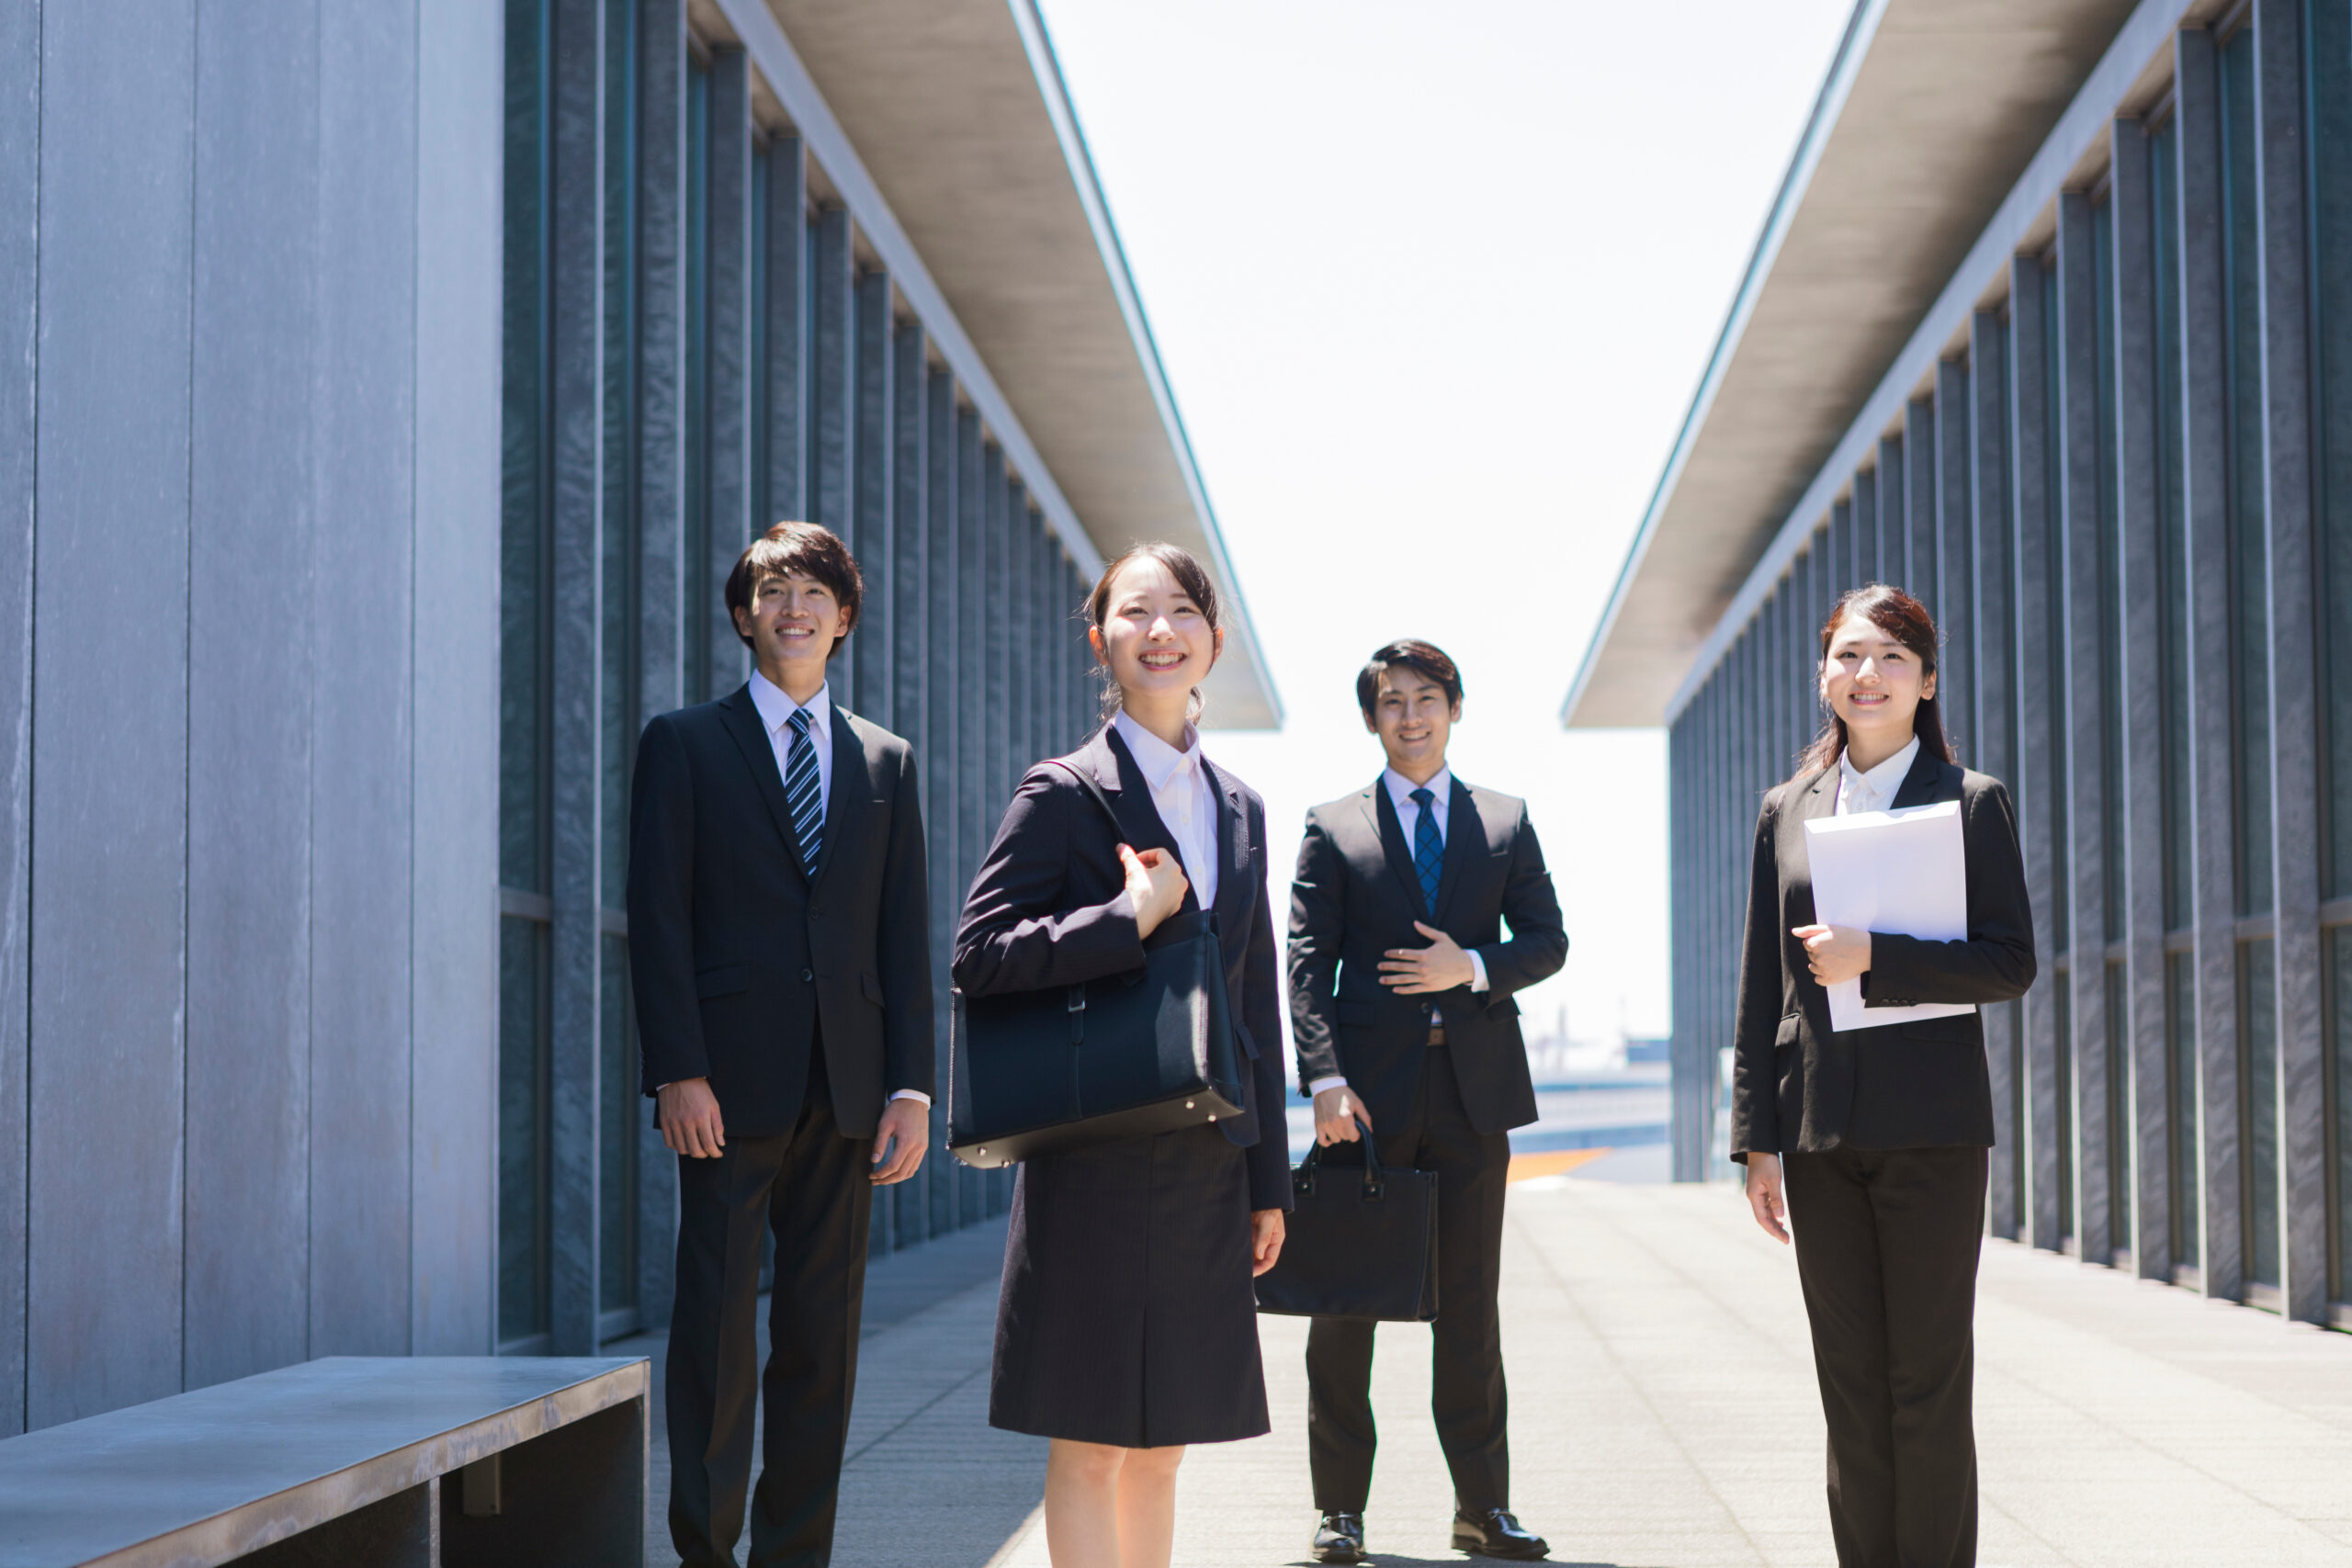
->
xmin=1792 ymin=922 xmax=1871 ymax=987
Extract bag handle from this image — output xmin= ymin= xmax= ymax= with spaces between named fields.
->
xmin=1295 ymin=1120 xmax=1385 ymax=1199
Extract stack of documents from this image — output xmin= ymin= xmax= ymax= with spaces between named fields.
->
xmin=1802 ymin=801 xmax=1975 ymax=1034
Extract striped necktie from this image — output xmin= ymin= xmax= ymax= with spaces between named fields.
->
xmin=1409 ymin=786 xmax=1442 ymax=915
xmin=784 ymin=707 xmax=823 ymax=871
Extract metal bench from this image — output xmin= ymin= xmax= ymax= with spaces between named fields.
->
xmin=0 ymin=1356 xmax=648 ymax=1568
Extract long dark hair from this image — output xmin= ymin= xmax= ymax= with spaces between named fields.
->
xmin=1082 ymin=542 xmax=1224 ymax=723
xmin=1791 ymin=583 xmax=1960 ymax=782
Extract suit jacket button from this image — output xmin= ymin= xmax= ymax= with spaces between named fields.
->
xmin=801 ymin=968 xmax=814 ymax=984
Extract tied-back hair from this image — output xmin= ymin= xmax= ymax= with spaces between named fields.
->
xmin=1082 ymin=542 xmax=1223 ymax=724
xmin=1791 ymin=583 xmax=1961 ymax=784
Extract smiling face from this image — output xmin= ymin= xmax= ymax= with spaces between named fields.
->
xmin=1820 ymin=609 xmax=1934 ymax=751
xmin=1089 ymin=555 xmax=1221 ymax=715
xmin=1366 ymin=665 xmax=1458 ymax=783
xmin=733 ymin=569 xmax=848 ymax=690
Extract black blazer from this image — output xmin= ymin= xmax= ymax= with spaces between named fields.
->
xmin=1286 ymin=777 xmax=1567 ymax=1136
xmin=951 ymin=725 xmax=1293 ymax=1213
xmin=1730 ymin=749 xmax=2036 ymax=1161
xmin=626 ymin=684 xmax=933 ymax=1140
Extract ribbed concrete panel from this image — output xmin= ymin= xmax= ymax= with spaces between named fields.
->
xmin=411 ymin=0 xmax=503 ymax=1357
xmin=2248 ymin=0 xmax=2326 ymax=1325
xmin=2008 ymin=254 xmax=2064 ymax=1255
xmin=310 ymin=0 xmax=417 ymax=1359
xmin=1970 ymin=306 xmax=2022 ymax=1240
xmin=853 ymin=267 xmax=893 ymax=724
xmin=1875 ymin=435 xmax=1905 ymax=589
xmin=184 ymin=0 xmax=319 ymax=1393
xmin=888 ymin=320 xmax=925 ymax=1249
xmin=2176 ymin=26 xmax=2244 ymax=1303
xmin=1933 ymin=362 xmax=1971 ymax=726
xmin=2110 ymin=116 xmax=2172 ymax=1280
xmin=762 ymin=137 xmax=806 ymax=525
xmin=953 ymin=407 xmax=987 ymax=1229
xmin=1853 ymin=463 xmax=1881 ymax=589
xmin=28 ymin=0 xmax=196 ymax=1429
xmin=2056 ymin=190 xmax=2113 ymax=1267
xmin=1905 ymin=398 xmax=1939 ymax=615
xmin=0 ymin=0 xmax=38 ymax=1439
xmin=705 ymin=49 xmax=754 ymax=700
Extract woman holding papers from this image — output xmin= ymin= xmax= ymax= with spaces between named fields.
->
xmin=1730 ymin=584 xmax=2034 ymax=1568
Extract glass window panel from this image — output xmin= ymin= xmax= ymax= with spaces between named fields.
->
xmin=499 ymin=915 xmax=548 ymax=1343
xmin=2244 ymin=939 xmax=2279 ymax=1287
xmin=2095 ymin=200 xmax=2126 ymax=935
xmin=2153 ymin=116 xmax=2194 ymax=932
xmin=500 ymin=0 xmax=550 ymax=898
xmin=2221 ymin=28 xmax=2273 ymax=916
xmin=2169 ymin=951 xmax=2199 ymax=1269
xmin=601 ymin=931 xmax=636 ymax=1317
xmin=2311 ymin=1 xmax=2352 ymax=900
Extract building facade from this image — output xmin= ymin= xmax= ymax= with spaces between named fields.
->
xmin=0 ymin=0 xmax=1273 ymax=1433
xmin=1567 ymin=0 xmax=2350 ymax=1329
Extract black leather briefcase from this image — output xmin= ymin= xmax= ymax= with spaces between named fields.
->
xmin=947 ymin=762 xmax=1244 ymax=1168
xmin=947 ymin=908 xmax=1243 ymax=1167
xmin=1255 ymin=1132 xmax=1440 ymax=1322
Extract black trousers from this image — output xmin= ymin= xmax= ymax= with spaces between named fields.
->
xmin=1306 ymin=1044 xmax=1512 ymax=1514
xmin=667 ymin=1045 xmax=876 ymax=1568
xmin=1782 ymin=1144 xmax=1986 ymax=1568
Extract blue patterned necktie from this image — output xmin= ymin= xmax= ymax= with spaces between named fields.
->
xmin=784 ymin=707 xmax=823 ymax=871
xmin=1409 ymin=785 xmax=1442 ymax=915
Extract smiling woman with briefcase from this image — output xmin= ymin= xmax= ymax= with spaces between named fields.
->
xmin=951 ymin=543 xmax=1290 ymax=1568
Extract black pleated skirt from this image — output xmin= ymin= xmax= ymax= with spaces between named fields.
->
xmin=989 ymin=1122 xmax=1270 ymax=1449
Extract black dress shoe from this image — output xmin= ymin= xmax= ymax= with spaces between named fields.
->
xmin=1452 ymin=1507 xmax=1548 ymax=1560
xmin=1311 ymin=1512 xmax=1367 ymax=1564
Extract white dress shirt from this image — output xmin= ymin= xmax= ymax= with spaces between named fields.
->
xmin=1306 ymin=767 xmax=1488 ymax=1101
xmin=1112 ymin=709 xmax=1219 ymax=911
xmin=1834 ymin=735 xmax=1921 ymax=818
xmin=727 ymin=672 xmax=929 ymax=1111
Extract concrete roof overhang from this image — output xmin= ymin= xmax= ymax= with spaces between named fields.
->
xmin=1561 ymin=0 xmax=2150 ymax=730
xmin=708 ymin=0 xmax=1280 ymax=728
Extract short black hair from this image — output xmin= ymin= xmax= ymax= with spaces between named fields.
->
xmin=1356 ymin=639 xmax=1462 ymax=719
xmin=725 ymin=522 xmax=864 ymax=654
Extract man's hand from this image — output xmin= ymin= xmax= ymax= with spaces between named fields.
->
xmin=1313 ymin=1085 xmax=1373 ymax=1145
xmin=1378 ymin=920 xmax=1476 ymax=994
xmin=1792 ymin=923 xmax=1871 ymax=987
xmin=1745 ymin=1153 xmax=1790 ymax=1245
xmin=1250 ymin=1208 xmax=1285 ymax=1277
xmin=659 ymin=1078 xmax=725 ymax=1159
xmin=870 ymin=1098 xmax=930 ymax=1186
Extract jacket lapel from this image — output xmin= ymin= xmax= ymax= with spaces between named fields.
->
xmin=1091 ymin=728 xmax=1185 ymax=874
xmin=1202 ymin=755 xmax=1251 ymax=931
xmin=808 ymin=705 xmax=870 ymax=894
xmin=1431 ymin=777 xmax=1479 ymax=924
xmin=1362 ymin=784 xmax=1428 ymax=918
xmin=716 ymin=685 xmax=808 ymax=880
xmin=1888 ymin=746 xmax=1952 ymax=811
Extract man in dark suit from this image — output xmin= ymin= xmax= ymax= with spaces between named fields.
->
xmin=1287 ymin=640 xmax=1567 ymax=1564
xmin=628 ymin=522 xmax=932 ymax=1568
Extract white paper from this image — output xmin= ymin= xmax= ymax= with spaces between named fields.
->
xmin=1802 ymin=800 xmax=1976 ymax=1033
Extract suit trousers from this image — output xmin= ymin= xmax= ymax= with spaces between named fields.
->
xmin=1306 ymin=1044 xmax=1512 ymax=1514
xmin=1782 ymin=1143 xmax=1986 ymax=1568
xmin=668 ymin=1042 xmax=876 ymax=1568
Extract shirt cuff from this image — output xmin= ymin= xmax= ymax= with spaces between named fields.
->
xmin=1305 ymin=1076 xmax=1349 ymax=1099
xmin=888 ymin=1089 xmax=933 ymax=1108
xmin=1467 ymin=949 xmax=1489 ymax=992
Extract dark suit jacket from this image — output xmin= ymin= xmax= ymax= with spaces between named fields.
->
xmin=626 ymin=684 xmax=933 ymax=1140
xmin=1286 ymin=777 xmax=1567 ymax=1136
xmin=1730 ymin=749 xmax=2036 ymax=1160
xmin=951 ymin=724 xmax=1293 ymax=1213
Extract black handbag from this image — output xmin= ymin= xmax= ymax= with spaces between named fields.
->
xmin=1254 ymin=1129 xmax=1440 ymax=1322
xmin=947 ymin=761 xmax=1245 ymax=1168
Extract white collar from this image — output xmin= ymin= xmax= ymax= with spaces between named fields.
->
xmin=750 ymin=671 xmax=831 ymax=738
xmin=1113 ymin=709 xmax=1204 ymax=794
xmin=1838 ymin=736 xmax=1920 ymax=802
xmin=1383 ymin=765 xmax=1453 ymax=812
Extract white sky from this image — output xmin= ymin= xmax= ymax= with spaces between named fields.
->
xmin=1032 ymin=0 xmax=1857 ymax=1055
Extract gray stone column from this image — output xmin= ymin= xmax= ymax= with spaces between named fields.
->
xmin=922 ymin=367 xmax=960 ymax=1235
xmin=810 ymin=205 xmax=853 ymax=690
xmin=1854 ymin=460 xmax=1882 ymax=588
xmin=1876 ymin=434 xmax=1905 ymax=588
xmin=1827 ymin=498 xmax=1853 ymax=599
xmin=703 ymin=49 xmax=753 ymax=699
xmin=0 ymin=0 xmax=32 ymax=1436
xmin=956 ymin=412 xmax=990 ymax=1225
xmin=763 ymin=135 xmax=806 ymax=526
xmin=2056 ymin=190 xmax=2113 ymax=1267
xmin=2008 ymin=254 xmax=2064 ymax=1253
xmin=2250 ymin=0 xmax=2328 ymax=1325
xmin=853 ymin=268 xmax=894 ymax=726
xmin=2176 ymin=25 xmax=2245 ymax=1303
xmin=1906 ymin=397 xmax=1939 ymax=616
xmin=1935 ymin=360 xmax=1973 ymax=733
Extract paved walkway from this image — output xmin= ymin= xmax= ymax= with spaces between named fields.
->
xmin=644 ymin=1176 xmax=2352 ymax=1567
